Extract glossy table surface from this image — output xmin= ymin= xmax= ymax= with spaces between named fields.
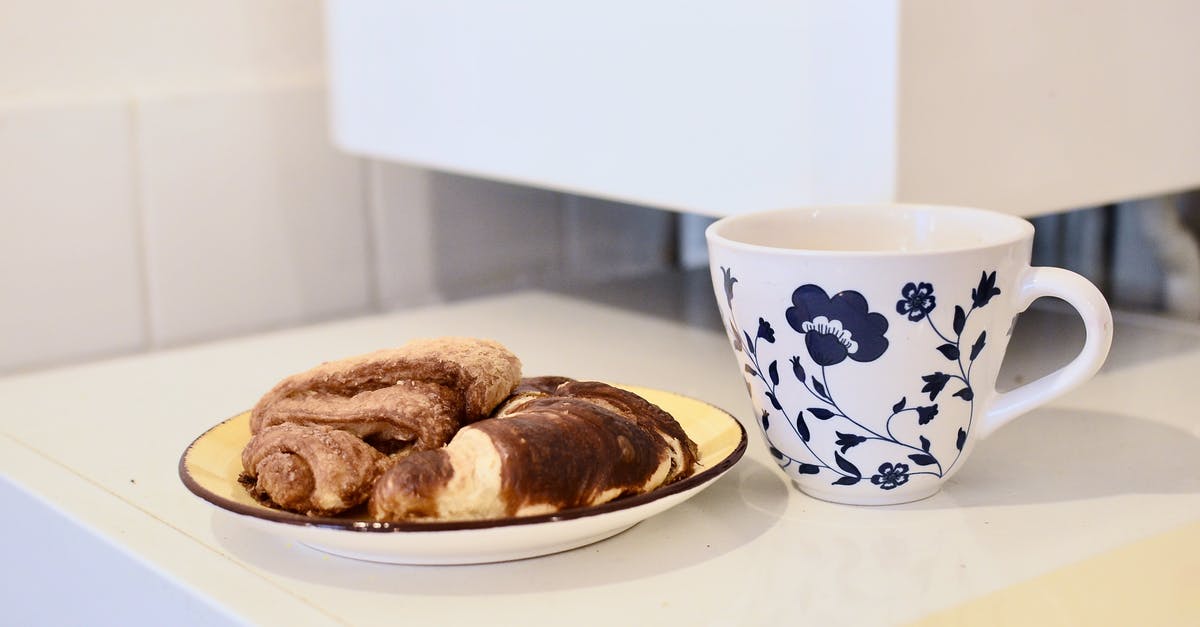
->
xmin=2 ymin=274 xmax=1198 ymax=625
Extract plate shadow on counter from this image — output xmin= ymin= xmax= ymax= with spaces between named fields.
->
xmin=210 ymin=457 xmax=789 ymax=594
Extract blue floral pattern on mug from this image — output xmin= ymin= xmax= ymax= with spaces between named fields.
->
xmin=896 ymin=282 xmax=936 ymax=322
xmin=785 ymin=285 xmax=889 ymax=366
xmin=719 ymin=267 xmax=1003 ymax=490
xmin=870 ymin=462 xmax=910 ymax=490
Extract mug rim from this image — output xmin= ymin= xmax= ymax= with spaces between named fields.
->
xmin=705 ymin=203 xmax=1035 ymax=257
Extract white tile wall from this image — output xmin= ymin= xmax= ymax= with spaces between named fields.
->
xmin=366 ymin=161 xmax=441 ymax=309
xmin=0 ymin=85 xmax=684 ymax=373
xmin=1030 ymin=206 xmax=1109 ymax=288
xmin=1060 ymin=207 xmax=1109 ymax=287
xmin=1111 ymin=199 xmax=1167 ymax=310
xmin=369 ymin=165 xmax=575 ymax=306
xmin=0 ymin=0 xmax=325 ymax=100
xmin=0 ymin=102 xmax=146 ymax=372
xmin=1111 ymin=195 xmax=1200 ymax=317
xmin=424 ymin=173 xmax=564 ymax=299
xmin=368 ymin=165 xmax=692 ymax=304
xmin=0 ymin=0 xmax=691 ymax=373
xmin=677 ymin=212 xmax=716 ymax=270
xmin=560 ymin=196 xmax=676 ymax=283
xmin=136 ymin=84 xmax=372 ymax=346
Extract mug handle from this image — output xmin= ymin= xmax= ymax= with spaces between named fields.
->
xmin=978 ymin=266 xmax=1114 ymax=438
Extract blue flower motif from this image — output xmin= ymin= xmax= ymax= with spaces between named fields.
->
xmin=870 ymin=462 xmax=910 ymax=490
xmin=721 ymin=267 xmax=737 ymax=304
xmin=921 ymin=372 xmax=951 ymax=401
xmin=972 ymin=271 xmax=1001 ymax=309
xmin=756 ymin=318 xmax=775 ymax=343
xmin=896 ymin=282 xmax=936 ymax=322
xmin=785 ymin=285 xmax=889 ymax=367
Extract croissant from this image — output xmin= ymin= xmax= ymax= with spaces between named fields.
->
xmin=518 ymin=379 xmax=700 ymax=480
xmin=240 ymin=423 xmax=386 ymax=516
xmin=369 ymin=379 xmax=699 ymax=521
xmin=249 ymin=337 xmax=522 ymax=455
xmin=490 ymin=375 xmax=574 ymax=415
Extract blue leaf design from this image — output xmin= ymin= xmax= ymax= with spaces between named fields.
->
xmin=769 ymin=446 xmax=784 ymax=460
xmin=744 ymin=364 xmax=757 ymax=378
xmin=956 ymin=428 xmax=967 ymax=451
xmin=953 ymin=387 xmax=974 ymax=402
xmin=919 ymin=435 xmax=931 ymax=452
xmin=936 ymin=343 xmax=960 ymax=360
xmin=892 ymin=397 xmax=906 ymax=413
xmin=835 ymin=431 xmax=868 ymax=454
xmin=812 ymin=378 xmax=829 ymax=400
xmin=765 ymin=391 xmax=783 ymax=410
xmin=808 ymin=407 xmax=835 ymax=420
xmin=744 ymin=331 xmax=755 ymax=355
xmin=908 ymin=453 xmax=938 ymax=466
xmin=795 ymin=412 xmax=810 ymax=442
xmin=797 ymin=463 xmax=821 ymax=474
xmin=953 ymin=305 xmax=966 ymax=336
xmin=970 ymin=331 xmax=987 ymax=361
xmin=790 ymin=356 xmax=806 ymax=383
xmin=760 ymin=411 xmax=770 ymax=430
xmin=731 ymin=322 xmax=743 ymax=352
xmin=768 ymin=360 xmax=780 ymax=385
xmin=834 ymin=452 xmax=862 ymax=478
xmin=833 ymin=476 xmax=861 ymax=486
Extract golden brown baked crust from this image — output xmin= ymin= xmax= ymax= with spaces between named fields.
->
xmin=240 ymin=423 xmax=387 ymax=516
xmin=249 ymin=337 xmax=522 ymax=454
xmin=369 ymin=379 xmax=699 ymax=521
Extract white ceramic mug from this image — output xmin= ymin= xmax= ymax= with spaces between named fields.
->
xmin=706 ymin=205 xmax=1113 ymax=505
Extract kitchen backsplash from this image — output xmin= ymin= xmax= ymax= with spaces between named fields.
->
xmin=1 ymin=1 xmax=1191 ymax=374
xmin=0 ymin=1 xmax=675 ymax=373
xmin=2 ymin=84 xmax=1190 ymax=373
xmin=0 ymin=78 xmax=1187 ymax=374
xmin=0 ymin=81 xmax=692 ymax=373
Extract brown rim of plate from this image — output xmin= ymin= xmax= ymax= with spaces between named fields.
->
xmin=178 ymin=392 xmax=748 ymax=533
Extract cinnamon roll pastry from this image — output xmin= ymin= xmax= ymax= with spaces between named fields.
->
xmin=369 ymin=380 xmax=699 ymax=521
xmin=240 ymin=423 xmax=386 ymax=516
xmin=249 ymin=337 xmax=522 ymax=455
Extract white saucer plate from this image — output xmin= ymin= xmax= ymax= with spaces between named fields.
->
xmin=180 ymin=384 xmax=747 ymax=565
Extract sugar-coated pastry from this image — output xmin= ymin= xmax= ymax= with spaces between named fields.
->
xmin=249 ymin=337 xmax=522 ymax=455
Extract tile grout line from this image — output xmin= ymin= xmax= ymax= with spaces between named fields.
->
xmin=360 ymin=159 xmax=383 ymax=313
xmin=559 ymin=192 xmax=580 ymax=282
xmin=126 ymin=96 xmax=158 ymax=352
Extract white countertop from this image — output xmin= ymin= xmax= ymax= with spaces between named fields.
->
xmin=2 ymin=278 xmax=1198 ymax=626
